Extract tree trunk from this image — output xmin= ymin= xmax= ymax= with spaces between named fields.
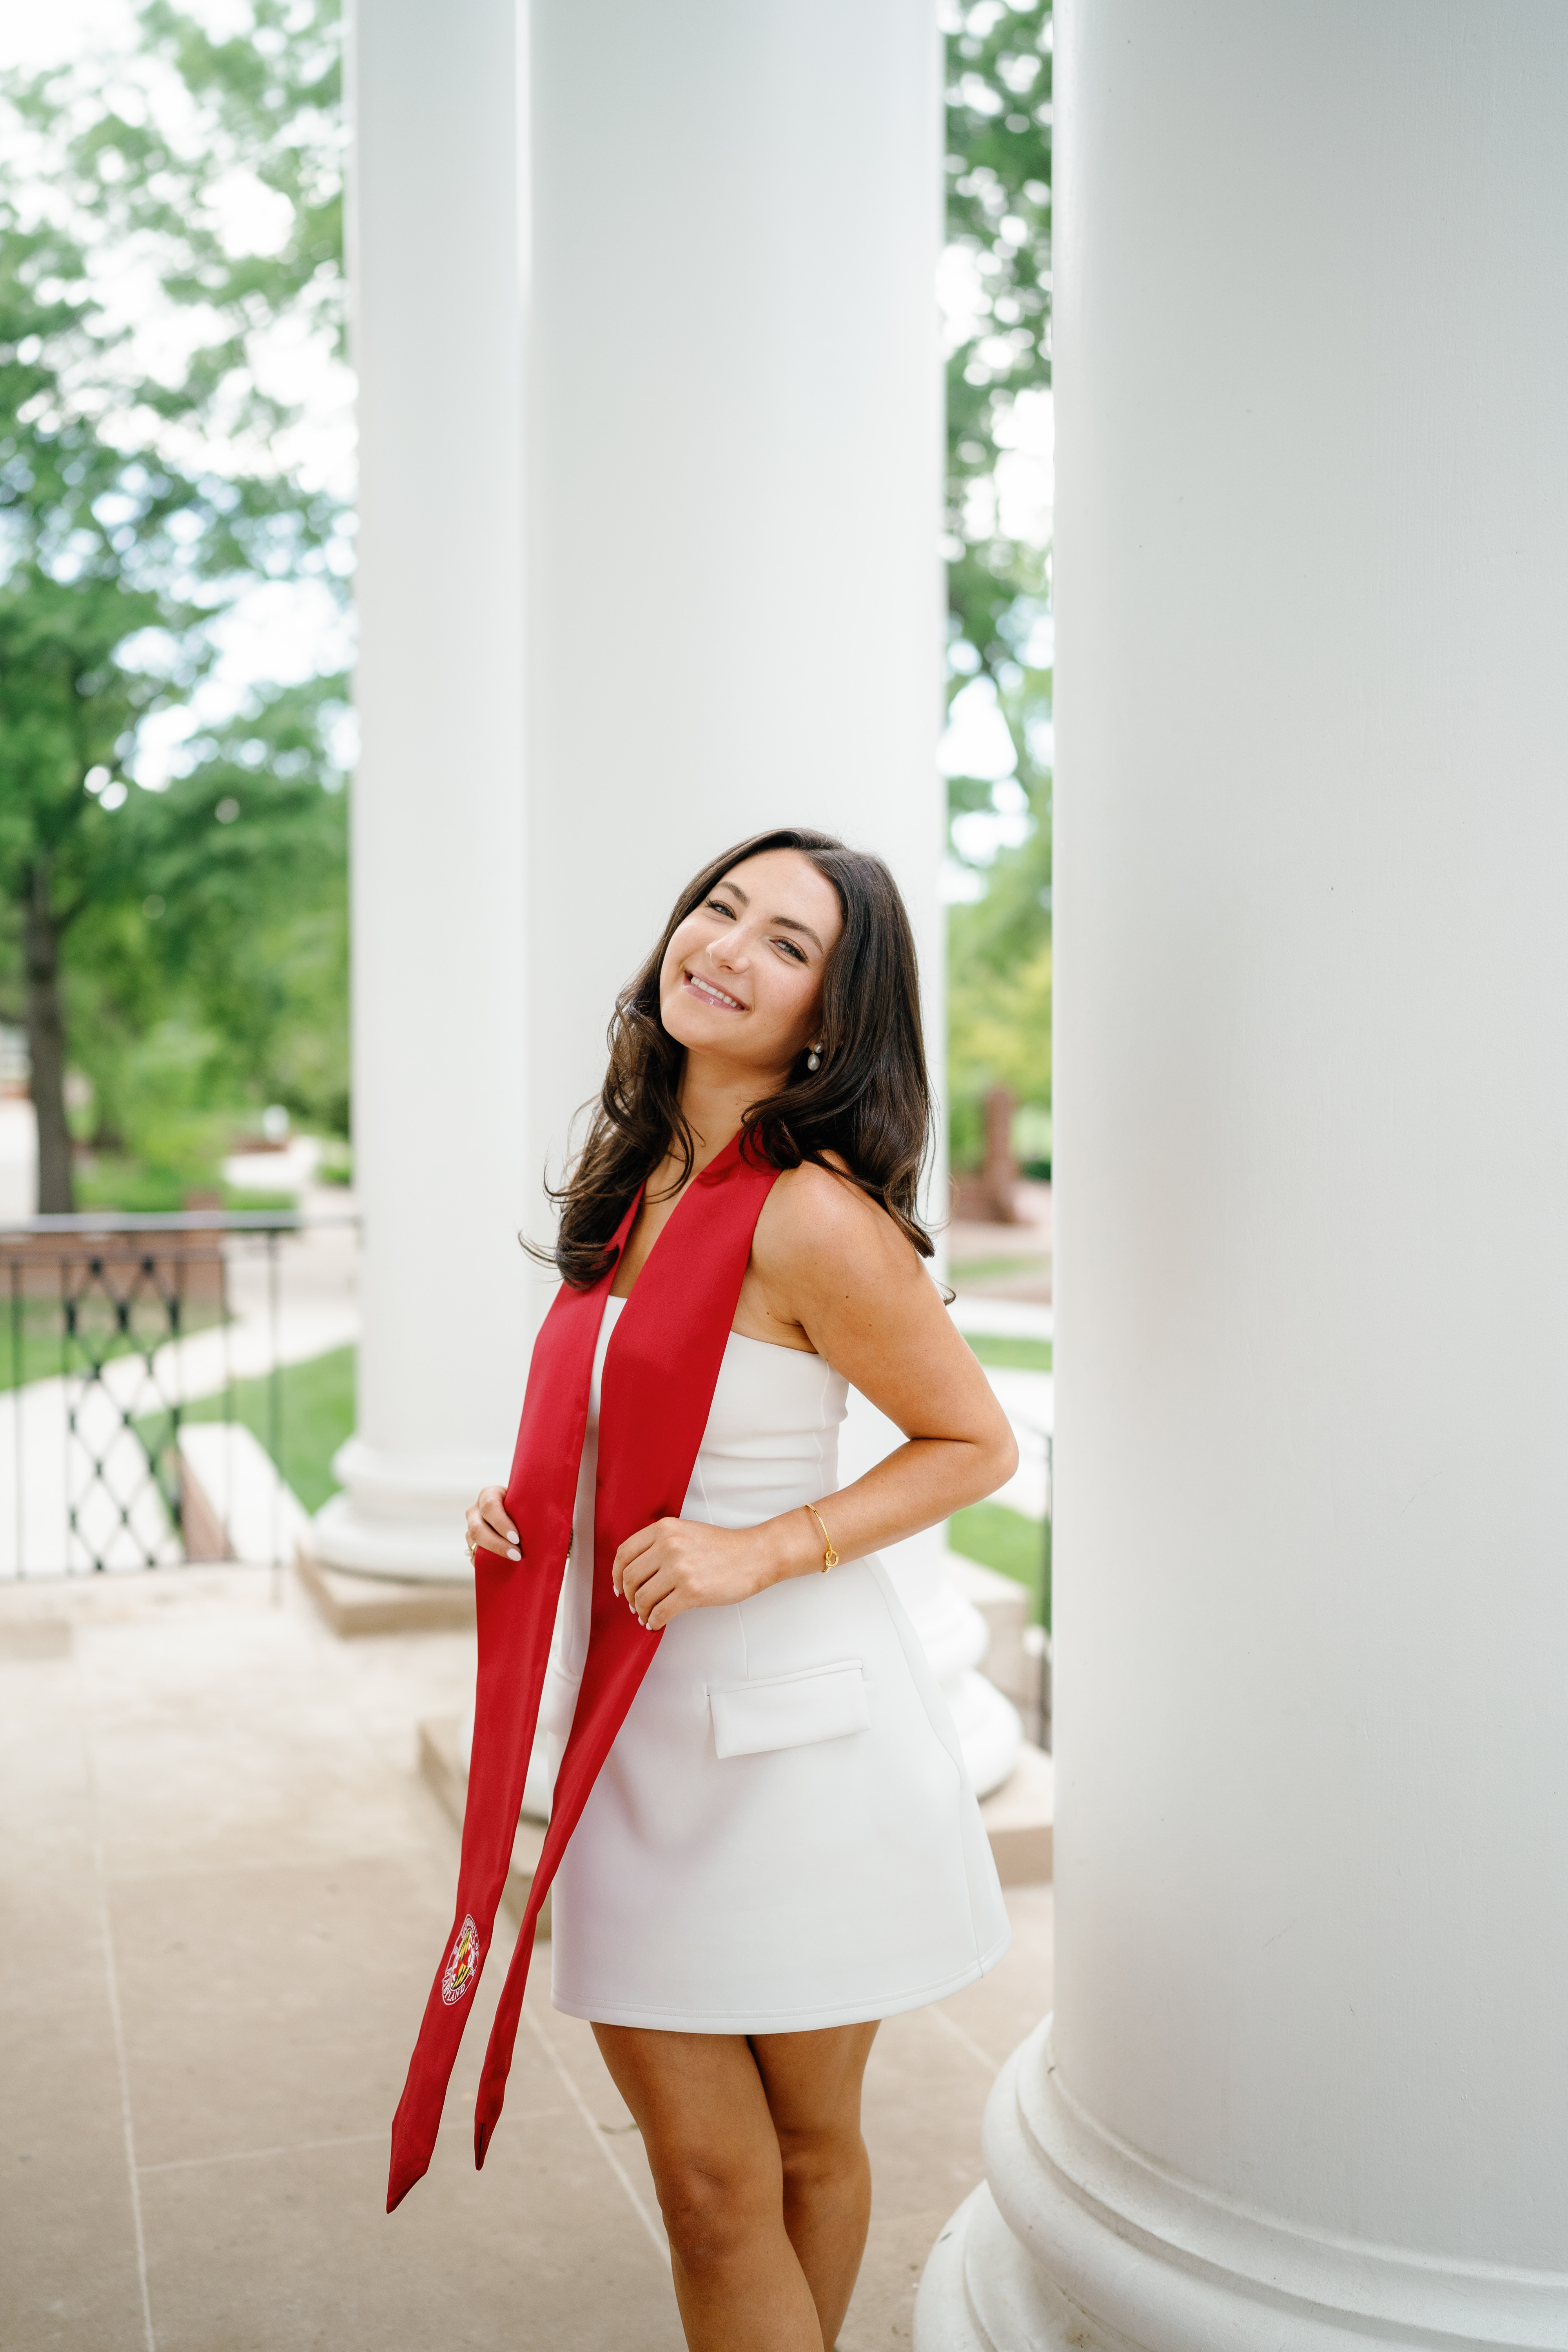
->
xmin=24 ymin=866 xmax=75 ymax=1214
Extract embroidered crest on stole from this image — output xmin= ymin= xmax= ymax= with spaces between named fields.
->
xmin=441 ymin=1916 xmax=481 ymax=2006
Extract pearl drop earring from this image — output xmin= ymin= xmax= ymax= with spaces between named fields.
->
xmin=806 ymin=1046 xmax=821 ymax=1073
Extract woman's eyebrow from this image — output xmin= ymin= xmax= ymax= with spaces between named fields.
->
xmin=771 ymin=915 xmax=824 ymax=952
xmin=715 ymin=874 xmax=822 ymax=952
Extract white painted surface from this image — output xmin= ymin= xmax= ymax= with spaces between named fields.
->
xmin=328 ymin=0 xmax=1013 ymax=1796
xmin=922 ymin=1 xmax=1568 ymax=2343
xmin=0 ymin=1097 xmax=37 ymax=1223
xmin=326 ymin=0 xmax=1010 ymax=1792
xmin=325 ymin=0 xmax=951 ymax=1582
xmin=310 ymin=0 xmax=532 ymax=1581
xmin=521 ymin=0 xmax=1016 ymax=1782
xmin=524 ymin=0 xmax=947 ymax=1243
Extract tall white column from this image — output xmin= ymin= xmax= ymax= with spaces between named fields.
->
xmin=523 ymin=0 xmax=946 ymax=1214
xmin=321 ymin=0 xmax=1019 ymax=1790
xmin=310 ymin=0 xmax=531 ymax=1580
xmin=524 ymin=0 xmax=1016 ymax=1792
xmin=920 ymin=2 xmax=1568 ymax=2344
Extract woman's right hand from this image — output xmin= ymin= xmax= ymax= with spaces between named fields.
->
xmin=466 ymin=1485 xmax=521 ymax=1564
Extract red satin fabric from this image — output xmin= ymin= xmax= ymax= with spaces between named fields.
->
xmin=387 ymin=1134 xmax=778 ymax=2211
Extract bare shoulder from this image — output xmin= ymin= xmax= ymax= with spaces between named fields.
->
xmin=754 ymin=1157 xmax=924 ymax=1296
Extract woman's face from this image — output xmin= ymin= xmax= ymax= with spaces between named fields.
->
xmin=659 ymin=849 xmax=843 ymax=1081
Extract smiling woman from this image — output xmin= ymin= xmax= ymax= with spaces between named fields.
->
xmin=546 ymin=828 xmax=936 ymax=1291
xmin=394 ymin=828 xmax=1018 ymax=2352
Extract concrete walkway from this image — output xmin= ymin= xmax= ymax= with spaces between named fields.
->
xmin=0 ymin=1566 xmax=1051 ymax=2352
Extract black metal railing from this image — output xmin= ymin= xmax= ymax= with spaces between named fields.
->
xmin=0 ymin=1210 xmax=354 ymax=1579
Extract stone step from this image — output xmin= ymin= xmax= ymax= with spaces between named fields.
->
xmin=296 ymin=1545 xmax=475 ymax=1634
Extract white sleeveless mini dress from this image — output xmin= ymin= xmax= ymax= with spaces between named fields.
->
xmin=535 ymin=1295 xmax=1011 ymax=2034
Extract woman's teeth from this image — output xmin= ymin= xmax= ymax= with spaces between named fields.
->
xmin=687 ymin=974 xmax=744 ymax=1011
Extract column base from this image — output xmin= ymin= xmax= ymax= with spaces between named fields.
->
xmin=305 ymin=1437 xmax=495 ymax=1583
xmin=294 ymin=1546 xmax=475 ymax=1637
xmin=886 ymin=1541 xmax=1023 ymax=1799
xmin=915 ymin=2182 xmax=1129 ymax=2352
xmin=944 ymin=1662 xmax=1025 ymax=1802
xmin=840 ymin=1391 xmax=1023 ymax=1797
xmin=916 ymin=2020 xmax=1567 ymax=2352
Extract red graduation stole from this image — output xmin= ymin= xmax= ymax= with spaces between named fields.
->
xmin=387 ymin=1132 xmax=778 ymax=2211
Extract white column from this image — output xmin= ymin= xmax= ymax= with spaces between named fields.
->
xmin=523 ymin=0 xmax=944 ymax=1174
xmin=920 ymin=2 xmax=1568 ymax=2344
xmin=319 ymin=0 xmax=1020 ymax=1791
xmin=309 ymin=0 xmax=530 ymax=1580
xmin=523 ymin=0 xmax=1016 ymax=1793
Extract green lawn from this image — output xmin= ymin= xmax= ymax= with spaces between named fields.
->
xmin=963 ymin=1331 xmax=1053 ymax=1373
xmin=0 ymin=1297 xmax=225 ymax=1394
xmin=949 ymin=1499 xmax=1052 ymax=1630
xmin=950 ymin=1254 xmax=1047 ymax=1284
xmin=73 ymin=1156 xmax=296 ymax=1213
xmin=1 ymin=1302 xmax=137 ymax=1392
xmin=171 ymin=1344 xmax=356 ymax=1511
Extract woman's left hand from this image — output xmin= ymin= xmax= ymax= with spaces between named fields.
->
xmin=613 ymin=1517 xmax=774 ymax=1629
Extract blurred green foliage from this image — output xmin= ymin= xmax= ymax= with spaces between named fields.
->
xmin=944 ymin=1 xmax=1053 ymax=1169
xmin=0 ymin=2 xmax=349 ymax=1210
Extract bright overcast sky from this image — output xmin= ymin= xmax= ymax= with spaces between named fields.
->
xmin=0 ymin=0 xmax=137 ymax=68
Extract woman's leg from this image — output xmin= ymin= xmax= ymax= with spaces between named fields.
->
xmin=592 ymin=2025 xmax=823 ymax=2352
xmin=750 ymin=2024 xmax=879 ymax=2352
xmin=592 ymin=2021 xmax=878 ymax=2352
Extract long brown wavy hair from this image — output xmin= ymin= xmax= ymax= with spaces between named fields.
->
xmin=539 ymin=827 xmax=936 ymax=1289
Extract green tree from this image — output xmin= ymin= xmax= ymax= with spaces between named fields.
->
xmin=0 ymin=2 xmax=348 ymax=1210
xmin=943 ymin=0 xmax=1054 ymax=1169
xmin=61 ymin=681 xmax=348 ymax=1176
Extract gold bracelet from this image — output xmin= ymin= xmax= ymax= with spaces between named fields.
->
xmin=802 ymin=1501 xmax=839 ymax=1573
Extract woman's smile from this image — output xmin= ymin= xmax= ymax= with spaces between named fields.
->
xmin=684 ymin=967 xmax=747 ymax=1013
xmin=659 ymin=848 xmax=842 ymax=1079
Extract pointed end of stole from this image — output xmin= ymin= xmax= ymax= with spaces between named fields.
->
xmin=386 ymin=2148 xmax=427 ymax=2213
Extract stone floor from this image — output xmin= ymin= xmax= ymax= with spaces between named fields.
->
xmin=0 ymin=1566 xmax=1052 ymax=2352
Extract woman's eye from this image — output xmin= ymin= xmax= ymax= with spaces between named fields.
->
xmin=706 ymin=898 xmax=735 ymax=919
xmin=775 ymin=938 xmax=805 ymax=962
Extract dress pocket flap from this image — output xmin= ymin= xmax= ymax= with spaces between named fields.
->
xmin=709 ymin=1661 xmax=869 ymax=1760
